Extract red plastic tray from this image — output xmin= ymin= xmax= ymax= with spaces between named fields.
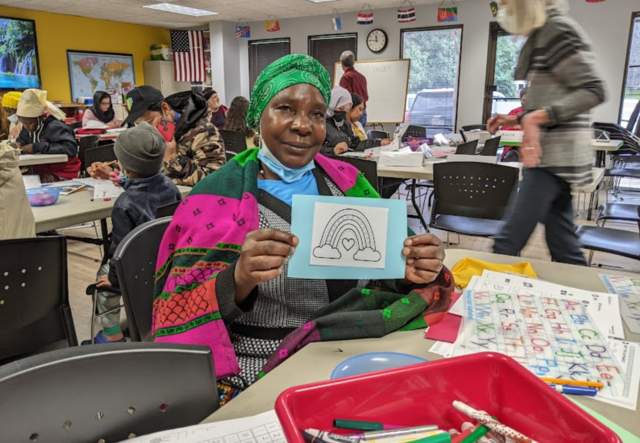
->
xmin=275 ymin=353 xmax=622 ymax=443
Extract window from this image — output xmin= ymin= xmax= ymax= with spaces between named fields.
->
xmin=308 ymin=33 xmax=357 ymax=81
xmin=401 ymin=26 xmax=462 ymax=136
xmin=483 ymin=22 xmax=527 ymax=122
xmin=249 ymin=38 xmax=291 ymax=93
xmin=620 ymin=12 xmax=640 ymax=130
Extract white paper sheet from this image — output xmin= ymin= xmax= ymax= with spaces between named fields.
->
xmin=599 ymin=274 xmax=640 ymax=334
xmin=84 ymin=120 xmax=108 ymax=129
xmin=122 ymin=410 xmax=284 ymax=443
xmin=93 ymin=182 xmax=124 ymax=200
xmin=429 ymin=341 xmax=454 ymax=357
xmin=473 ymin=271 xmax=625 ymax=340
xmin=597 ymin=340 xmax=640 ymax=411
xmin=22 ymin=175 xmax=41 ymax=190
xmin=74 ymin=178 xmax=113 ymax=188
xmin=310 ymin=202 xmax=388 ymax=269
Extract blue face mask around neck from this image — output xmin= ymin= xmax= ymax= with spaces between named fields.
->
xmin=257 ymin=141 xmax=315 ymax=184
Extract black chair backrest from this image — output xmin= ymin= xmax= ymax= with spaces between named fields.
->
xmin=85 ymin=144 xmax=117 ymax=167
xmin=481 ymin=136 xmax=502 ymax=157
xmin=403 ymin=125 xmax=427 ymax=140
xmin=367 ymin=130 xmax=389 ymax=139
xmin=69 ymin=121 xmax=82 ymax=130
xmin=432 ymin=162 xmax=518 ymax=220
xmin=78 ymin=135 xmax=100 ymax=174
xmin=329 ymin=155 xmax=379 ymax=193
xmin=112 ymin=217 xmax=172 ymax=342
xmin=0 ymin=343 xmax=218 ymax=443
xmin=155 ymin=201 xmax=181 ymax=219
xmin=226 ymin=151 xmax=238 ymax=162
xmin=461 ymin=124 xmax=487 ymax=132
xmin=627 ymin=99 xmax=640 ymax=137
xmin=592 ymin=122 xmax=640 ymax=154
xmin=219 ymin=129 xmax=248 ymax=154
xmin=459 ymin=129 xmax=467 ymax=143
xmin=455 ymin=140 xmax=479 ymax=155
xmin=0 ymin=236 xmax=77 ymax=362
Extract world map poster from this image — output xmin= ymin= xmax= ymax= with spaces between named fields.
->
xmin=67 ymin=51 xmax=135 ymax=101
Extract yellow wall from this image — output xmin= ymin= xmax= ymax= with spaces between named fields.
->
xmin=0 ymin=6 xmax=170 ymax=102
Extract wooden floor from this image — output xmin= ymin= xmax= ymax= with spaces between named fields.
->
xmin=66 ymin=185 xmax=640 ymax=343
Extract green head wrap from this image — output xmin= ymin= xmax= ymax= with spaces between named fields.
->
xmin=246 ymin=54 xmax=332 ymax=130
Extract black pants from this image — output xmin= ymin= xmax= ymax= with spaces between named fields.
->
xmin=493 ymin=168 xmax=588 ymax=266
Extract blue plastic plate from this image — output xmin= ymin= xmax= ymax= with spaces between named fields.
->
xmin=330 ymin=352 xmax=428 ymax=380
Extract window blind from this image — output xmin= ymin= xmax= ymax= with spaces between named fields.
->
xmin=308 ymin=34 xmax=357 ymax=80
xmin=249 ymin=39 xmax=291 ymax=93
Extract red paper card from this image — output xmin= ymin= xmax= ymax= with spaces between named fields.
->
xmin=425 ymin=292 xmax=462 ymax=343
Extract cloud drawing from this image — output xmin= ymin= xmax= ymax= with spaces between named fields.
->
xmin=313 ymin=244 xmax=342 ymax=259
xmin=354 ymin=247 xmax=382 ymax=262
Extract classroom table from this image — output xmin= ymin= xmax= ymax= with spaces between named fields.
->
xmin=33 ymin=185 xmax=191 ymax=254
xmin=202 ymin=249 xmax=640 ymax=437
xmin=18 ymin=154 xmax=68 ymax=167
xmin=75 ymin=133 xmax=120 ymax=142
xmin=502 ymin=139 xmax=623 ymax=168
xmin=573 ymin=167 xmax=605 ymax=220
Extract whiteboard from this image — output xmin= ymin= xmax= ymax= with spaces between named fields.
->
xmin=334 ymin=59 xmax=411 ymax=124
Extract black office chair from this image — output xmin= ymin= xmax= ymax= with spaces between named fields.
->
xmin=455 ymin=140 xmax=479 ymax=155
xmin=576 ymin=225 xmax=640 ymax=265
xmin=0 ymin=343 xmax=219 ymax=443
xmin=85 ymin=143 xmax=117 ymax=167
xmin=430 ymin=162 xmax=518 ymax=241
xmin=481 ymin=136 xmax=502 ymax=157
xmin=219 ymin=129 xmax=248 ymax=155
xmin=0 ymin=236 xmax=77 ymax=363
xmin=402 ymin=125 xmax=427 ymax=140
xmin=69 ymin=121 xmax=83 ymax=130
xmin=596 ymin=203 xmax=640 ymax=226
xmin=461 ymin=124 xmax=487 ymax=132
xmin=156 ymin=200 xmax=182 ymax=219
xmin=86 ymin=217 xmax=172 ymax=343
xmin=367 ymin=130 xmax=389 ymax=139
xmin=78 ymin=135 xmax=100 ymax=177
xmin=329 ymin=155 xmax=379 ymax=193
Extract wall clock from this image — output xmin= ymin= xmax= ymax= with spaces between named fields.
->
xmin=367 ymin=29 xmax=388 ymax=53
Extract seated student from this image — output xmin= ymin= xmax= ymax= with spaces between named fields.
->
xmin=152 ymin=55 xmax=451 ymax=395
xmin=204 ymin=89 xmax=228 ymax=130
xmin=322 ymin=86 xmax=391 ymax=156
xmin=82 ymin=91 xmax=122 ymax=129
xmin=86 ymin=122 xmax=182 ymax=344
xmin=348 ymin=93 xmax=368 ymax=141
xmin=224 ymin=96 xmax=258 ymax=149
xmin=2 ymin=91 xmax=23 ymax=141
xmin=0 ymin=141 xmax=35 ymax=240
xmin=16 ymin=89 xmax=80 ymax=182
xmin=89 ymin=86 xmax=226 ymax=187
xmin=500 ymin=88 xmax=527 ymax=162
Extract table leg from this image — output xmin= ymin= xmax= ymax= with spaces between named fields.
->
xmin=100 ymin=218 xmax=109 ymax=259
xmin=410 ymin=179 xmax=430 ymax=232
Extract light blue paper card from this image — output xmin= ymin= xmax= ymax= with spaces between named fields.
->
xmin=288 ymin=195 xmax=408 ymax=280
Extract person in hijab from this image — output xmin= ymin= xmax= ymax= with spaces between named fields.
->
xmin=82 ymin=91 xmax=122 ymax=129
xmin=16 ymin=89 xmax=80 ymax=182
xmin=487 ymin=0 xmax=605 ymax=264
xmin=151 ymin=54 xmax=452 ymax=399
xmin=2 ymin=92 xmax=23 ymax=141
xmin=322 ymin=86 xmax=391 ymax=156
xmin=348 ymin=93 xmax=367 ymax=141
xmin=204 ymin=89 xmax=228 ymax=130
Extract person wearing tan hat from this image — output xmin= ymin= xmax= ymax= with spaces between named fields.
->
xmin=16 ymin=89 xmax=80 ymax=182
xmin=1 ymin=91 xmax=23 ymax=141
xmin=87 ymin=122 xmax=182 ymax=344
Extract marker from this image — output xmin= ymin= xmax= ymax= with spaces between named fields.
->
xmin=549 ymin=384 xmax=597 ymax=396
xmin=410 ymin=434 xmax=451 ymax=443
xmin=540 ymin=377 xmax=604 ymax=389
xmin=348 ymin=425 xmax=439 ymax=440
xmin=459 ymin=425 xmax=490 ymax=443
xmin=334 ymin=421 xmax=405 ymax=432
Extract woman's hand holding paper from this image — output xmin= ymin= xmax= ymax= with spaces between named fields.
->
xmin=402 ymin=233 xmax=445 ymax=284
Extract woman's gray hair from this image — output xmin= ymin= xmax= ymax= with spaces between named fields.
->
xmin=502 ymin=0 xmax=569 ymax=36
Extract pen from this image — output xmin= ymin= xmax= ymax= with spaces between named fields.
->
xmin=348 ymin=425 xmax=439 ymax=440
xmin=540 ymin=377 xmax=604 ymax=389
xmin=334 ymin=420 xmax=405 ymax=432
xmin=548 ymin=384 xmax=597 ymax=396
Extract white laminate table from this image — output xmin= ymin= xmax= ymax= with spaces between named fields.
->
xmin=19 ymin=154 xmax=68 ymax=167
xmin=202 ymin=249 xmax=640 ymax=437
xmin=593 ymin=140 xmax=624 ymax=168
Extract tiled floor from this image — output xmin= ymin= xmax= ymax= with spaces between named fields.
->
xmin=66 ymin=185 xmax=640 ymax=342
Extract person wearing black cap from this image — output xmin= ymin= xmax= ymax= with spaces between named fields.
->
xmin=88 ymin=122 xmax=182 ymax=344
xmin=203 ymin=88 xmax=227 ymax=130
xmin=90 ymin=85 xmax=226 ymax=187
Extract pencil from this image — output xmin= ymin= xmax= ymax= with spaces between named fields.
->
xmin=103 ymin=160 xmax=117 ymax=167
xmin=540 ymin=377 xmax=604 ymax=389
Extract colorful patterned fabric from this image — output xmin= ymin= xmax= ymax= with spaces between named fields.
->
xmin=153 ymin=147 xmax=454 ymax=381
xmin=246 ymin=54 xmax=332 ymax=130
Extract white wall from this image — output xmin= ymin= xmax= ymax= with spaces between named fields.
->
xmin=212 ymin=0 xmax=638 ymax=128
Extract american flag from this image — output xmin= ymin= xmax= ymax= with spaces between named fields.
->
xmin=171 ymin=30 xmax=206 ymax=82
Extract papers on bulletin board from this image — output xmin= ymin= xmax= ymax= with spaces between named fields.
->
xmin=471 ymin=271 xmax=624 ymax=340
xmin=599 ymin=275 xmax=640 ymax=334
xmin=288 ymin=195 xmax=407 ymax=280
xmin=122 ymin=410 xmax=284 ymax=443
xmin=453 ymin=288 xmax=628 ymax=400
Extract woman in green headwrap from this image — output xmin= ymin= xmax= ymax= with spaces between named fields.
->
xmin=152 ymin=55 xmax=451 ymax=397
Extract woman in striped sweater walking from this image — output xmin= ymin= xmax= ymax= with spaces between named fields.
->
xmin=488 ymin=0 xmax=606 ymax=265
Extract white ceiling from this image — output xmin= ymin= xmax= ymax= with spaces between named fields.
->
xmin=0 ymin=0 xmax=449 ymax=29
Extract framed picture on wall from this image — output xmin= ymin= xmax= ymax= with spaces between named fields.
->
xmin=67 ymin=50 xmax=135 ymax=102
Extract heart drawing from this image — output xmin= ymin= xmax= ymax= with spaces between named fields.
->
xmin=342 ymin=238 xmax=356 ymax=251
